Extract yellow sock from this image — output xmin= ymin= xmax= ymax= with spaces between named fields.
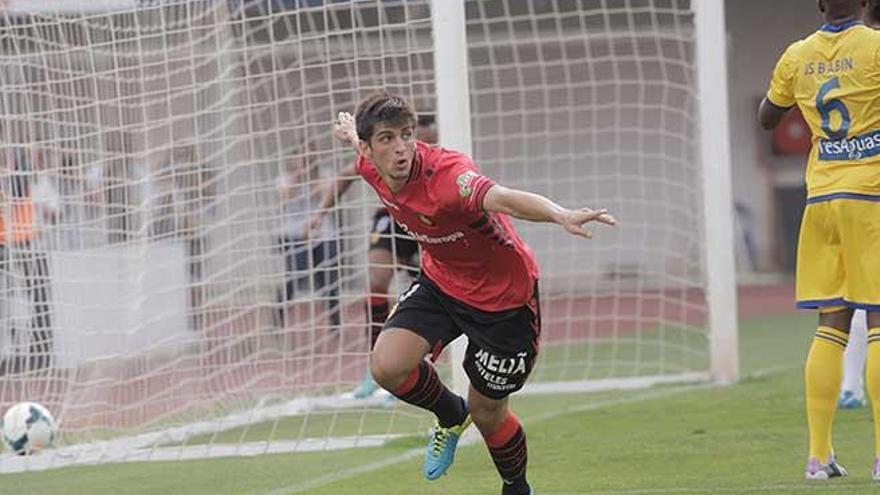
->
xmin=805 ymin=326 xmax=848 ymax=461
xmin=866 ymin=327 xmax=880 ymax=458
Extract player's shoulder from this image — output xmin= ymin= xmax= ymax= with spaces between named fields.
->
xmin=795 ymin=23 xmax=880 ymax=50
xmin=419 ymin=142 xmax=477 ymax=178
xmin=849 ymin=25 xmax=880 ymax=51
xmin=831 ymin=24 xmax=880 ymax=50
xmin=848 ymin=23 xmax=880 ymax=39
xmin=779 ymin=35 xmax=812 ymax=60
xmin=417 ymin=143 xmax=483 ymax=204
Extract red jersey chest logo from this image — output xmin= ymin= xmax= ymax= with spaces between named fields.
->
xmin=417 ymin=214 xmax=436 ymax=226
xmin=390 ymin=208 xmax=465 ymax=246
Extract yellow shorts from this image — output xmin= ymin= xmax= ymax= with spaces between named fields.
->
xmin=796 ymin=196 xmax=880 ymax=310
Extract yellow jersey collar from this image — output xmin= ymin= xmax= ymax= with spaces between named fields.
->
xmin=819 ymin=19 xmax=862 ymax=33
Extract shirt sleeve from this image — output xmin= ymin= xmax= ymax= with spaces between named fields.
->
xmin=766 ymin=43 xmax=797 ymax=108
xmin=438 ymin=159 xmax=496 ymax=215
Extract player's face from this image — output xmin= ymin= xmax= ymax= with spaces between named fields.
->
xmin=361 ymin=122 xmax=416 ymax=190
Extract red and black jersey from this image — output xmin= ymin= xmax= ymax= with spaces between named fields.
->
xmin=356 ymin=141 xmax=539 ymax=311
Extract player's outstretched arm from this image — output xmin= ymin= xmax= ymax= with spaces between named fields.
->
xmin=304 ymin=114 xmax=361 ymax=236
xmin=482 ymin=184 xmax=616 ymax=239
xmin=757 ymin=97 xmax=791 ymax=130
xmin=317 ymin=162 xmax=358 ymax=209
xmin=305 ymin=161 xmax=359 ymax=236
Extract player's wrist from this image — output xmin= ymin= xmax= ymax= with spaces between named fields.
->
xmin=549 ymin=207 xmax=568 ymax=225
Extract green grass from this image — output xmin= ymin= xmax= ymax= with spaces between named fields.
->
xmin=179 ymin=323 xmax=709 ymax=446
xmin=532 ymin=323 xmax=710 ymax=382
xmin=8 ymin=311 xmax=880 ymax=494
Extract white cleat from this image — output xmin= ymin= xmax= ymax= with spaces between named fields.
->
xmin=805 ymin=455 xmax=847 ymax=480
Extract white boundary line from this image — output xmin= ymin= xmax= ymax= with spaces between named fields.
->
xmin=0 ymin=392 xmax=396 ymax=473
xmin=265 ymin=364 xmax=798 ymax=495
xmin=0 ymin=365 xmax=796 ymax=477
xmin=0 ymin=373 xmax=716 ymax=473
xmin=501 ymin=485 xmax=849 ymax=495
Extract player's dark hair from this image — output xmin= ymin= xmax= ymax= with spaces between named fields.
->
xmin=819 ymin=0 xmax=864 ymax=21
xmin=867 ymin=0 xmax=880 ymax=26
xmin=354 ymin=92 xmax=417 ymax=143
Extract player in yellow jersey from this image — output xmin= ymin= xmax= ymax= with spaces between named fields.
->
xmin=837 ymin=0 xmax=880 ymax=412
xmin=759 ymin=0 xmax=880 ymax=481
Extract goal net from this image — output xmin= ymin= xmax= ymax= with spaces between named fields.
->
xmin=0 ymin=0 xmax=723 ymax=474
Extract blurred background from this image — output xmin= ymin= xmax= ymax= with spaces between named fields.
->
xmin=0 ymin=1 xmax=861 ymax=493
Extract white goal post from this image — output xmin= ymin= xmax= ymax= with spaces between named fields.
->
xmin=695 ymin=0 xmax=739 ymax=384
xmin=430 ymin=0 xmax=473 ymax=396
xmin=0 ymin=0 xmax=737 ymax=473
xmin=433 ymin=0 xmax=739 ymax=394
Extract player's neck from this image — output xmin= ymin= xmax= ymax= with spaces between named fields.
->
xmin=383 ymin=175 xmax=407 ymax=194
xmin=376 ymin=167 xmax=409 ymax=194
xmin=823 ymin=14 xmax=859 ymax=25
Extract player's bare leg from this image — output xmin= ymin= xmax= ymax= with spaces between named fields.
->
xmin=370 ymin=327 xmax=429 ymax=390
xmin=371 ymin=327 xmax=468 ymax=479
xmin=804 ymin=307 xmax=852 ymax=480
xmin=353 ymin=247 xmax=396 ymax=399
xmin=371 ymin=327 xmax=467 ymax=420
xmin=470 ymin=386 xmax=532 ymax=495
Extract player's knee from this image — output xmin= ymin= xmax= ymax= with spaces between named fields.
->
xmin=867 ymin=310 xmax=880 ymax=329
xmin=469 ymin=399 xmax=508 ymax=432
xmin=818 ymin=307 xmax=854 ymax=332
xmin=369 ymin=350 xmax=407 ymax=389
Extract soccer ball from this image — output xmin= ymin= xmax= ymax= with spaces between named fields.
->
xmin=1 ymin=402 xmax=57 ymax=455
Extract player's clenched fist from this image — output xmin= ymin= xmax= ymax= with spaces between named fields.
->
xmin=334 ymin=112 xmax=358 ymax=147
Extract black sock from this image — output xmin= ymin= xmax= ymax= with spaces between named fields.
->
xmin=391 ymin=360 xmax=467 ymax=427
xmin=485 ymin=414 xmax=529 ymax=495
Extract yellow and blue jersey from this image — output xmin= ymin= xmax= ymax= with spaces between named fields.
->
xmin=767 ymin=21 xmax=880 ymax=201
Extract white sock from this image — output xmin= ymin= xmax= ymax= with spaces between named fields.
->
xmin=841 ymin=310 xmax=868 ymax=396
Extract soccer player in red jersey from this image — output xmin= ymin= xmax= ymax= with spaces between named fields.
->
xmin=334 ymin=92 xmax=616 ymax=495
xmin=309 ymin=116 xmax=436 ymax=401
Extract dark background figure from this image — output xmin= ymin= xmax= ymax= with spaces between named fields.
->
xmin=276 ymin=147 xmax=340 ymax=331
xmin=0 ymin=146 xmax=53 ymax=375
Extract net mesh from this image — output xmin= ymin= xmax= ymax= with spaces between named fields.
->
xmin=0 ymin=0 xmax=705 ymax=472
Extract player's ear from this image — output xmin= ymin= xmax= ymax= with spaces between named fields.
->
xmin=358 ymin=139 xmax=371 ymax=158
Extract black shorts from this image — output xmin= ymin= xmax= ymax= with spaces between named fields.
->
xmin=370 ymin=208 xmax=419 ymax=274
xmin=384 ymin=274 xmax=541 ymax=400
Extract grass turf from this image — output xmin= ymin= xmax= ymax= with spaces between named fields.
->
xmin=9 ymin=311 xmax=880 ymax=494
